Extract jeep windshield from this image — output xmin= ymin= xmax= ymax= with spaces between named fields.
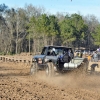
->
xmin=41 ymin=47 xmax=47 ymax=55
xmin=41 ymin=46 xmax=73 ymax=56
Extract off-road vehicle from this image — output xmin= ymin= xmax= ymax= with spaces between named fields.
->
xmin=30 ymin=45 xmax=88 ymax=76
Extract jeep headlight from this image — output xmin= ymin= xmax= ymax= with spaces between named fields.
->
xmin=44 ymin=58 xmax=49 ymax=62
xmin=32 ymin=58 xmax=36 ymax=62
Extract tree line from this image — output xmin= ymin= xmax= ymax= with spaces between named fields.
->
xmin=0 ymin=3 xmax=100 ymax=55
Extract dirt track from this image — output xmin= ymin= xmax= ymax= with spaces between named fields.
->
xmin=0 ymin=61 xmax=100 ymax=100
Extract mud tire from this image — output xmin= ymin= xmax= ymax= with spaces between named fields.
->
xmin=30 ymin=62 xmax=38 ymax=75
xmin=45 ymin=62 xmax=55 ymax=77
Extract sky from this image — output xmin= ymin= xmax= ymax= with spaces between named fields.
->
xmin=0 ymin=0 xmax=100 ymax=20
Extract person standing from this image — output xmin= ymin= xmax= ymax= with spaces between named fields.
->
xmin=87 ymin=54 xmax=91 ymax=61
xmin=93 ymin=51 xmax=98 ymax=62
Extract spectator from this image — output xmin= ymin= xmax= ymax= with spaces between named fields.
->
xmin=80 ymin=51 xmax=83 ymax=58
xmin=68 ymin=49 xmax=73 ymax=61
xmin=87 ymin=54 xmax=91 ymax=61
xmin=76 ymin=52 xmax=80 ymax=57
xmin=93 ymin=51 xmax=98 ymax=62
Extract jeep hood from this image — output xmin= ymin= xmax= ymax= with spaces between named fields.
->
xmin=33 ymin=55 xmax=45 ymax=59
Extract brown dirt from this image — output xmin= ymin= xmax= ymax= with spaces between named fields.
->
xmin=0 ymin=60 xmax=100 ymax=100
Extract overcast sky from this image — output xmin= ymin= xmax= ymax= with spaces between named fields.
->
xmin=1 ymin=0 xmax=100 ymax=20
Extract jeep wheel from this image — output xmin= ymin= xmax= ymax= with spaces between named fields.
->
xmin=46 ymin=62 xmax=55 ymax=77
xmin=30 ymin=62 xmax=38 ymax=75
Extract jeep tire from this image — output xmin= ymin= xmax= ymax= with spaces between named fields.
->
xmin=45 ymin=62 xmax=55 ymax=77
xmin=30 ymin=62 xmax=38 ymax=75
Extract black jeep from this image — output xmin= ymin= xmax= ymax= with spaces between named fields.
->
xmin=30 ymin=45 xmax=75 ymax=76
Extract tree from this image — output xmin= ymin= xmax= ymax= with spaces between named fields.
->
xmin=48 ymin=15 xmax=60 ymax=45
xmin=83 ymin=14 xmax=99 ymax=48
xmin=0 ymin=4 xmax=10 ymax=54
xmin=24 ymin=4 xmax=45 ymax=19
xmin=92 ymin=24 xmax=100 ymax=46
xmin=59 ymin=16 xmax=75 ymax=46
xmin=6 ymin=7 xmax=29 ymax=54
xmin=37 ymin=14 xmax=50 ymax=45
xmin=15 ymin=8 xmax=29 ymax=53
xmin=27 ymin=16 xmax=38 ymax=53
xmin=70 ymin=14 xmax=88 ymax=48
xmin=0 ymin=3 xmax=8 ymax=12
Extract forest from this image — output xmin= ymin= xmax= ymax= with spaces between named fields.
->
xmin=0 ymin=3 xmax=100 ymax=55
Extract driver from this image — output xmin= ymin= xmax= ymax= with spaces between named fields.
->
xmin=50 ymin=48 xmax=56 ymax=56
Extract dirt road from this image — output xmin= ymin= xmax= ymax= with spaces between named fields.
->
xmin=0 ymin=61 xmax=100 ymax=100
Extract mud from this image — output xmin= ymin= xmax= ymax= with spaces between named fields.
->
xmin=0 ymin=61 xmax=100 ymax=100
